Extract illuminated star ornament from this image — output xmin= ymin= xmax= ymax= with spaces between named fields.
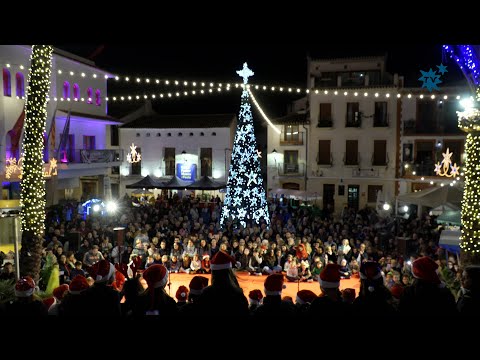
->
xmin=236 ymin=62 xmax=254 ymax=84
xmin=127 ymin=143 xmax=141 ymax=163
xmin=418 ymin=68 xmax=442 ymax=92
xmin=435 ymin=147 xmax=460 ymax=177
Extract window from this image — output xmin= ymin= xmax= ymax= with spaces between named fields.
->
xmin=318 ymin=103 xmax=332 ymax=126
xmin=373 ymin=140 xmax=387 ymax=166
xmin=131 ymin=147 xmax=142 ymax=175
xmin=157 ymin=133 xmax=161 ymax=137
xmin=164 ymin=147 xmax=176 ymax=176
xmin=167 ymin=133 xmax=172 ymax=137
xmin=110 ymin=125 xmax=119 ymax=146
xmin=15 ymin=73 xmax=24 ymax=97
xmin=212 ymin=132 xmax=216 ymax=136
xmin=317 ymin=140 xmax=331 ymax=165
xmin=146 ymin=133 xmax=151 ymax=137
xmin=368 ymin=185 xmax=383 ymax=203
xmin=73 ymin=83 xmax=79 ymax=100
xmin=83 ymin=136 xmax=96 ymax=150
xmin=200 ymin=148 xmax=213 ymax=176
xmin=178 ymin=132 xmax=183 ymax=137
xmin=346 ymin=102 xmax=360 ymax=126
xmin=200 ymin=132 xmax=204 ymax=136
xmin=63 ymin=81 xmax=70 ymax=99
xmin=95 ymin=89 xmax=101 ymax=106
xmin=284 ymin=150 xmax=299 ymax=174
xmin=189 ymin=132 xmax=194 ymax=136
xmin=136 ymin=133 xmax=140 ymax=137
xmin=374 ymin=102 xmax=388 ymax=126
xmin=283 ymin=124 xmax=300 ymax=144
xmin=87 ymin=87 xmax=93 ymax=104
xmin=345 ymin=140 xmax=358 ymax=165
xmin=3 ymin=68 xmax=11 ymax=96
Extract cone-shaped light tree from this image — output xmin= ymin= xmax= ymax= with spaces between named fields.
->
xmin=220 ymin=63 xmax=270 ymax=229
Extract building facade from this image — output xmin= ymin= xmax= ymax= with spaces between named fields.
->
xmin=0 ymin=45 xmax=122 ymax=205
xmin=118 ymin=102 xmax=236 ymax=197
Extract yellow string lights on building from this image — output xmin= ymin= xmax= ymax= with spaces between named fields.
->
xmin=20 ymin=45 xmax=53 ymax=237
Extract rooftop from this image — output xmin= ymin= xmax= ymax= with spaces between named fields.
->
xmin=121 ymin=113 xmax=236 ymax=129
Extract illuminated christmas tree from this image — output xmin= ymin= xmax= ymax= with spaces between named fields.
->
xmin=220 ymin=63 xmax=270 ymax=229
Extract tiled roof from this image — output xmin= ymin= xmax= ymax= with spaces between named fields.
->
xmin=121 ymin=113 xmax=236 ymax=129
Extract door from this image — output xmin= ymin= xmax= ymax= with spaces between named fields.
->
xmin=284 ymin=150 xmax=299 ymax=174
xmin=323 ymin=184 xmax=335 ymax=212
xmin=348 ymin=185 xmax=360 ymax=210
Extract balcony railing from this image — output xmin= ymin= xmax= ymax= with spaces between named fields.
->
xmin=277 ymin=163 xmax=305 ymax=176
xmin=54 ymin=149 xmax=123 ymax=164
xmin=280 ymin=131 xmax=304 ymax=146
xmin=403 ymin=118 xmax=464 ymax=135
xmin=402 ymin=162 xmax=436 ymax=177
xmin=373 ymin=114 xmax=389 ymax=127
xmin=345 ymin=113 xmax=362 ymax=127
xmin=352 ymin=168 xmax=380 ymax=177
xmin=371 ymin=152 xmax=389 ymax=167
xmin=343 ymin=152 xmax=360 ymax=166
xmin=317 ymin=118 xmax=333 ymax=128
xmin=317 ymin=152 xmax=333 ymax=166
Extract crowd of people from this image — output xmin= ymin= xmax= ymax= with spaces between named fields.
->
xmin=0 ymin=193 xmax=478 ymax=317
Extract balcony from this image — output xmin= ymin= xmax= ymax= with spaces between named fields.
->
xmin=371 ymin=153 xmax=389 ymax=167
xmin=55 ymin=149 xmax=124 ymax=164
xmin=373 ymin=114 xmax=389 ymax=127
xmin=277 ymin=163 xmax=305 ymax=176
xmin=317 ymin=118 xmax=333 ymax=128
xmin=403 ymin=118 xmax=463 ymax=135
xmin=316 ymin=152 xmax=333 ymax=166
xmin=402 ymin=162 xmax=436 ymax=177
xmin=345 ymin=113 xmax=362 ymax=128
xmin=343 ymin=152 xmax=360 ymax=166
xmin=280 ymin=131 xmax=304 ymax=146
xmin=352 ymin=168 xmax=380 ymax=178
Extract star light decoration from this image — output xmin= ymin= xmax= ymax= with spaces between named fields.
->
xmin=126 ymin=143 xmax=141 ymax=163
xmin=434 ymin=148 xmax=460 ymax=177
xmin=418 ymin=65 xmax=447 ymax=92
xmin=220 ymin=63 xmax=270 ymax=229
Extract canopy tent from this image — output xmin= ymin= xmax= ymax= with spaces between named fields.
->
xmin=159 ymin=176 xmax=192 ymax=190
xmin=269 ymin=188 xmax=320 ymax=201
xmin=437 ymin=210 xmax=462 ymax=226
xmin=125 ymin=175 xmax=163 ymax=189
xmin=186 ymin=175 xmax=226 ymax=190
xmin=130 ymin=189 xmax=154 ymax=197
xmin=396 ymin=186 xmax=463 ymax=209
xmin=429 ymin=203 xmax=460 ymax=216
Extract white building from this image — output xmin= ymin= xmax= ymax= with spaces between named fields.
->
xmin=118 ymin=102 xmax=236 ymax=197
xmin=0 ymin=45 xmax=122 ymax=205
xmin=267 ymin=56 xmax=401 ymax=214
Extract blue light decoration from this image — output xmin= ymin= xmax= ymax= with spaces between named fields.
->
xmin=220 ymin=63 xmax=270 ymax=229
xmin=81 ymin=198 xmax=105 ymax=219
xmin=443 ymin=45 xmax=480 ymax=96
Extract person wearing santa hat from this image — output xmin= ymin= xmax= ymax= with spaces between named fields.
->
xmin=134 ymin=264 xmax=177 ymax=316
xmin=58 ymin=275 xmax=90 ymax=316
xmin=83 ymin=259 xmax=121 ymax=316
xmin=248 ymin=289 xmax=264 ymax=311
xmin=175 ymin=285 xmax=189 ymax=308
xmin=252 ymin=273 xmax=297 ymax=317
xmin=308 ymin=263 xmax=350 ymax=316
xmin=1 ymin=276 xmax=48 ymax=317
xmin=197 ymin=250 xmax=249 ymax=316
xmin=47 ymin=284 xmax=69 ymax=315
xmin=399 ymin=256 xmax=457 ymax=316
xmin=178 ymin=276 xmax=209 ymax=317
xmin=295 ymin=289 xmax=317 ymax=317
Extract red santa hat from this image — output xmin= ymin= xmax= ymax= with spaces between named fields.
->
xmin=89 ymin=260 xmax=115 ymax=283
xmin=360 ymin=261 xmax=382 ymax=281
xmin=43 ymin=297 xmax=55 ymax=309
xmin=142 ymin=264 xmax=169 ymax=289
xmin=264 ymin=273 xmax=286 ymax=296
xmin=248 ymin=289 xmax=264 ymax=305
xmin=296 ymin=289 xmax=317 ymax=305
xmin=412 ymin=256 xmax=440 ymax=284
xmin=189 ymin=275 xmax=209 ymax=295
xmin=319 ymin=263 xmax=341 ymax=288
xmin=112 ymin=271 xmax=126 ymax=292
xmin=390 ymin=284 xmax=404 ymax=299
xmin=53 ymin=284 xmax=69 ymax=301
xmin=69 ymin=275 xmax=90 ymax=294
xmin=15 ymin=276 xmax=36 ymax=297
xmin=176 ymin=285 xmax=189 ymax=302
xmin=210 ymin=250 xmax=235 ymax=270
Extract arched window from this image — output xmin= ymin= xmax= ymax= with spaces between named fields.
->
xmin=73 ymin=83 xmax=79 ymax=100
xmin=63 ymin=81 xmax=70 ymax=99
xmin=3 ymin=68 xmax=11 ymax=97
xmin=95 ymin=89 xmax=101 ymax=106
xmin=15 ymin=72 xmax=24 ymax=97
xmin=87 ymin=87 xmax=93 ymax=104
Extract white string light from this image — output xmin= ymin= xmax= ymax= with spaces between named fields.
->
xmin=248 ymin=88 xmax=281 ymax=134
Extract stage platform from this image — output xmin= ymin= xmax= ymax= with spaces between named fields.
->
xmin=160 ymin=272 xmax=360 ymax=303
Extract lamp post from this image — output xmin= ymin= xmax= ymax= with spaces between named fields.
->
xmin=224 ymin=148 xmax=231 ymax=182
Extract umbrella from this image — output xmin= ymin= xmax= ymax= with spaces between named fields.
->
xmin=186 ymin=175 xmax=226 ymax=190
xmin=125 ymin=175 xmax=163 ymax=189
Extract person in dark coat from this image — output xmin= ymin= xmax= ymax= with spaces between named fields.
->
xmin=83 ymin=260 xmax=121 ymax=316
xmin=58 ymin=275 xmax=90 ymax=316
xmin=178 ymin=275 xmax=209 ymax=317
xmin=253 ymin=273 xmax=297 ymax=317
xmin=133 ymin=264 xmax=178 ymax=317
xmin=457 ymin=265 xmax=480 ymax=316
xmin=308 ymin=263 xmax=351 ymax=317
xmin=197 ymin=250 xmax=249 ymax=316
xmin=351 ymin=261 xmax=397 ymax=316
xmin=0 ymin=276 xmax=47 ymax=317
xmin=399 ymin=256 xmax=457 ymax=316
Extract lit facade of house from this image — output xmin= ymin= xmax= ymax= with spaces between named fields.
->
xmin=0 ymin=45 xmax=122 ymax=205
xmin=118 ymin=102 xmax=236 ymax=197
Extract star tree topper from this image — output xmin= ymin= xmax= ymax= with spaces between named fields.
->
xmin=237 ymin=62 xmax=254 ymax=84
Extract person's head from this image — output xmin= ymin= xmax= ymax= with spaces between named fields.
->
xmin=412 ymin=256 xmax=440 ymax=284
xmin=340 ymin=259 xmax=347 ymax=267
xmin=91 ymin=245 xmax=99 ymax=254
xmin=142 ymin=264 xmax=168 ymax=289
xmin=15 ymin=276 xmax=36 ymax=298
xmin=210 ymin=251 xmax=239 ymax=288
xmin=319 ymin=264 xmax=341 ymax=293
xmin=89 ymin=260 xmax=115 ymax=284
xmin=359 ymin=261 xmax=385 ymax=295
xmin=264 ymin=274 xmax=285 ymax=297
xmin=74 ymin=261 xmax=83 ymax=269
xmin=462 ymin=265 xmax=480 ymax=294
xmin=402 ymin=274 xmax=411 ymax=286
xmin=2 ymin=262 xmax=13 ymax=273
xmin=248 ymin=289 xmax=264 ymax=307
